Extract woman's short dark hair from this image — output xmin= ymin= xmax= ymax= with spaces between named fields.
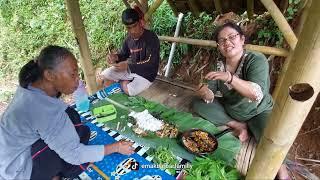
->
xmin=19 ymin=45 xmax=74 ymax=88
xmin=122 ymin=8 xmax=140 ymax=25
xmin=213 ymin=22 xmax=245 ymax=42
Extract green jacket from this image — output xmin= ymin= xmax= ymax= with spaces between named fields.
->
xmin=208 ymin=51 xmax=273 ymax=121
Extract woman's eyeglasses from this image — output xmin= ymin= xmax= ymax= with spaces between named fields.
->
xmin=217 ymin=33 xmax=239 ymax=45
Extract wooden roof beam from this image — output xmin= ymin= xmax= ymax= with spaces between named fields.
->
xmin=65 ymin=0 xmax=97 ymax=94
xmin=247 ymin=0 xmax=320 ymax=178
xmin=166 ymin=0 xmax=179 ymax=17
xmin=188 ymin=0 xmax=200 ymax=17
xmin=158 ymin=36 xmax=289 ymax=57
xmin=213 ymin=0 xmax=222 ymax=14
xmin=247 ymin=0 xmax=254 ymax=19
xmin=260 ymin=0 xmax=298 ymax=50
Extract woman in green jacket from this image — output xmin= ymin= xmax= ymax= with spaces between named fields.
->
xmin=193 ymin=22 xmax=289 ymax=179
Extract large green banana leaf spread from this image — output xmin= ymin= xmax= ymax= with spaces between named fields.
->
xmin=91 ymin=93 xmax=241 ymax=163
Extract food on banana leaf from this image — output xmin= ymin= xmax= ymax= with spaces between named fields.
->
xmin=182 ymin=130 xmax=216 ymax=154
xmin=128 ymin=110 xmax=178 ymax=138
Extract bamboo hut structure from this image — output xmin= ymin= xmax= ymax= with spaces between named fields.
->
xmin=64 ymin=0 xmax=319 ymax=178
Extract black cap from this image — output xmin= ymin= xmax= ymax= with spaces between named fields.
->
xmin=122 ymin=8 xmax=140 ymax=25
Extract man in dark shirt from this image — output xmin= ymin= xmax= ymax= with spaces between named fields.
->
xmin=98 ymin=8 xmax=160 ymax=96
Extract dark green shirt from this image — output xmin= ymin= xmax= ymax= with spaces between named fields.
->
xmin=208 ymin=51 xmax=273 ymax=121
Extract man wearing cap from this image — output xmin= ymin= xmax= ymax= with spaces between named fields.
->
xmin=97 ymin=8 xmax=160 ymax=96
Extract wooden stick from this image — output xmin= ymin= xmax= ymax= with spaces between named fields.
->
xmin=246 ymin=0 xmax=320 ymax=178
xmin=260 ymin=0 xmax=298 ymax=50
xmin=298 ymin=126 xmax=320 ymax=136
xmin=91 ymin=164 xmax=110 ymax=180
xmin=158 ymin=36 xmax=289 ymax=57
xmin=144 ymin=0 xmax=164 ymax=21
xmin=65 ymin=0 xmax=97 ymax=94
xmin=297 ymin=157 xmax=320 ymax=163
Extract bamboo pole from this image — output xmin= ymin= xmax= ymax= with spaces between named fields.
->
xmin=122 ymin=0 xmax=131 ymax=8
xmin=213 ymin=0 xmax=222 ymax=14
xmin=272 ymin=0 xmax=311 ymax=99
xmin=295 ymin=0 xmax=312 ymax=37
xmin=65 ymin=0 xmax=97 ymax=94
xmin=260 ymin=0 xmax=298 ymax=50
xmin=246 ymin=0 xmax=320 ymax=178
xmin=247 ymin=0 xmax=254 ymax=19
xmin=144 ymin=0 xmax=164 ymax=21
xmin=158 ymin=36 xmax=289 ymax=57
xmin=139 ymin=0 xmax=148 ymax=13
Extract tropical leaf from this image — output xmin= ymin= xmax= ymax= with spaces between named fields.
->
xmin=94 ymin=93 xmax=240 ymax=163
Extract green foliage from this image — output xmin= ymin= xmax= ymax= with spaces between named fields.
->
xmin=79 ymin=0 xmax=127 ymax=67
xmin=0 ymin=0 xmax=129 ymax=80
xmin=186 ymin=156 xmax=240 ymax=180
xmin=151 ymin=146 xmax=179 ymax=175
xmin=253 ymin=15 xmax=284 ymax=47
xmin=0 ymin=90 xmax=14 ymax=103
xmin=152 ymin=7 xmax=217 ymax=65
xmin=108 ymin=93 xmax=241 ymax=163
xmin=0 ymin=0 xmax=76 ymax=80
xmin=253 ymin=0 xmax=301 ymax=47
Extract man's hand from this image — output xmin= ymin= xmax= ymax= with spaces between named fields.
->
xmin=196 ymin=83 xmax=214 ymax=103
xmin=107 ymin=54 xmax=118 ymax=65
xmin=113 ymin=61 xmax=128 ymax=71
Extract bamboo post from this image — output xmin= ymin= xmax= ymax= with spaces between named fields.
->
xmin=213 ymin=0 xmax=222 ymax=14
xmin=144 ymin=0 xmax=164 ymax=21
xmin=246 ymin=0 xmax=320 ymax=178
xmin=247 ymin=0 xmax=254 ymax=19
xmin=295 ymin=0 xmax=312 ymax=37
xmin=272 ymin=0 xmax=311 ymax=99
xmin=65 ymin=0 xmax=97 ymax=94
xmin=158 ymin=36 xmax=289 ymax=57
xmin=122 ymin=0 xmax=131 ymax=8
xmin=260 ymin=0 xmax=298 ymax=50
xmin=139 ymin=0 xmax=148 ymax=13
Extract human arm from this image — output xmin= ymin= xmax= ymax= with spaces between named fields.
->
xmin=104 ymin=141 xmax=135 ymax=155
xmin=36 ymin=112 xmax=133 ymax=165
xmin=205 ymin=53 xmax=267 ymax=103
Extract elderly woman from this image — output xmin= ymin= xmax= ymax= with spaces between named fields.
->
xmin=193 ymin=22 xmax=289 ymax=179
xmin=0 ymin=46 xmax=134 ymax=179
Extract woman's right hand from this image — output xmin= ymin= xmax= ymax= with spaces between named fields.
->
xmin=104 ymin=141 xmax=134 ymax=156
xmin=196 ymin=84 xmax=214 ymax=103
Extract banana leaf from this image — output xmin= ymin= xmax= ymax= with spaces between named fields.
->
xmin=90 ymin=93 xmax=241 ymax=163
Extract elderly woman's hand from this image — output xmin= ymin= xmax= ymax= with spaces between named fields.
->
xmin=205 ymin=71 xmax=231 ymax=83
xmin=196 ymin=83 xmax=214 ymax=103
